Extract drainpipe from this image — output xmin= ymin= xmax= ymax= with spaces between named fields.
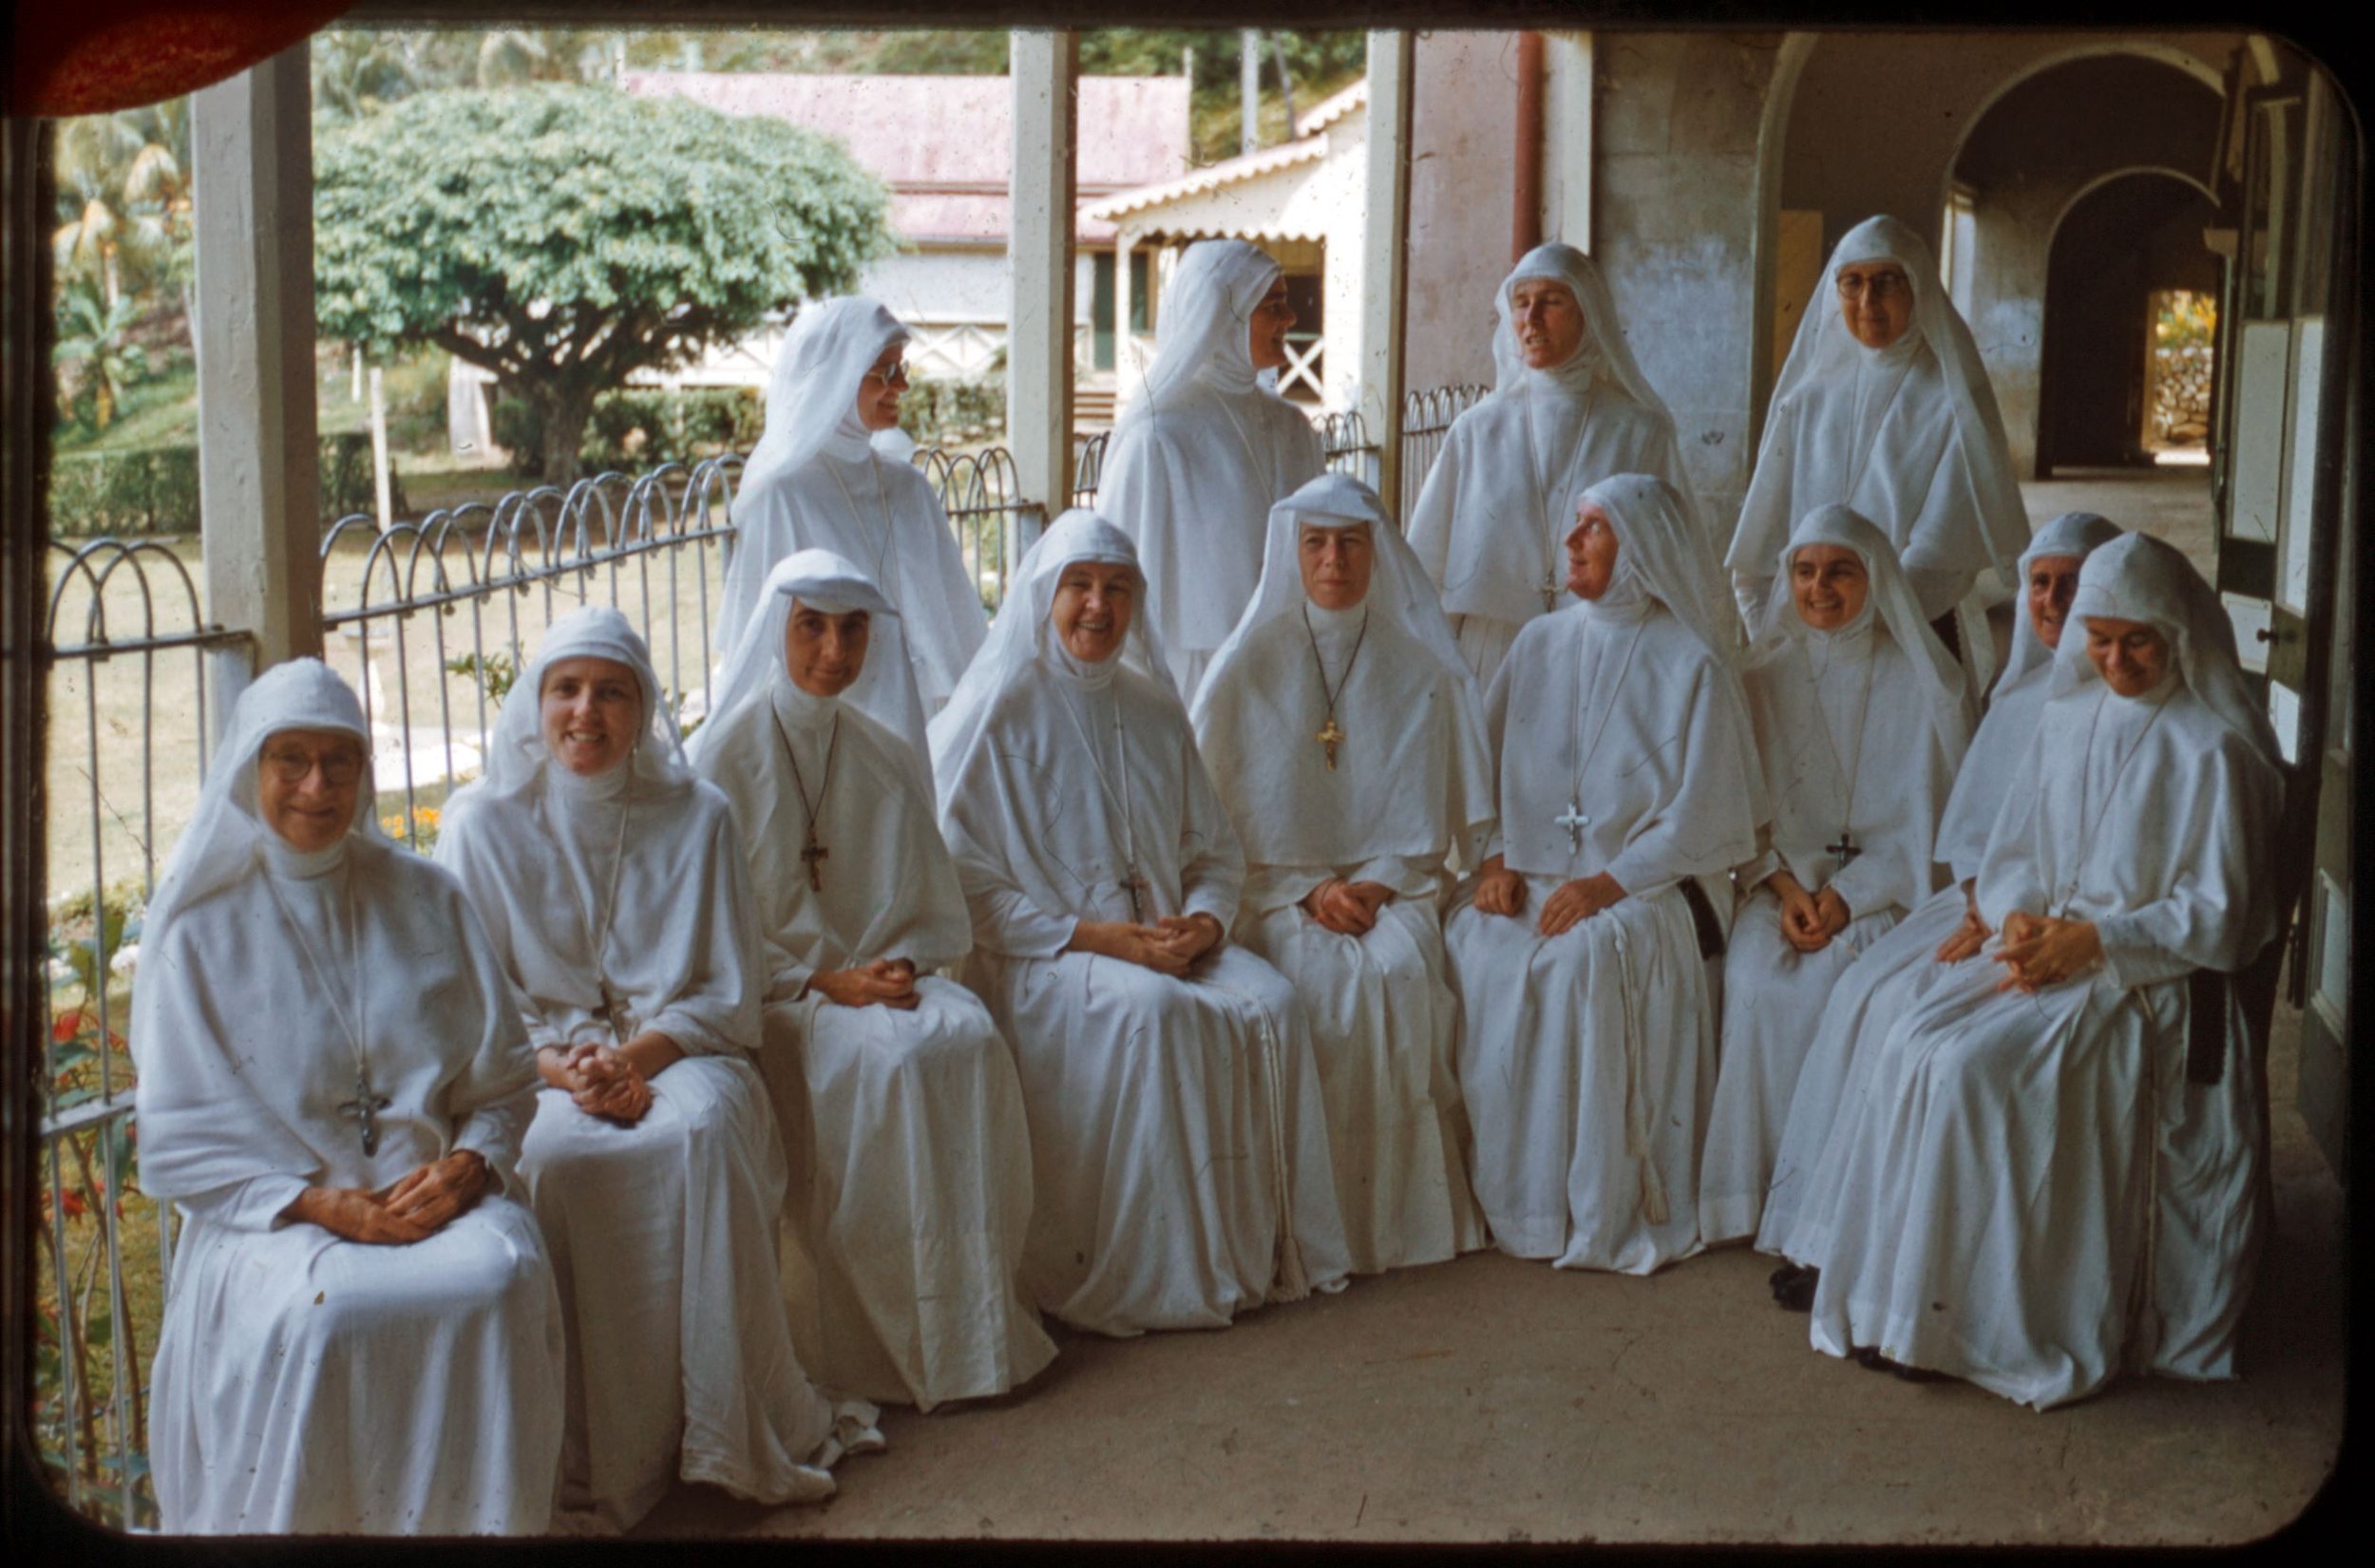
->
xmin=1512 ymin=30 xmax=1544 ymax=260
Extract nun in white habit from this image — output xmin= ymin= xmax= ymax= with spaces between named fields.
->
xmin=435 ymin=607 xmax=876 ymax=1532
xmin=930 ymin=508 xmax=1353 ymax=1334
xmin=716 ymin=294 xmax=988 ymax=717
xmin=1097 ymin=238 xmax=1325 ymax=703
xmin=1803 ymin=534 xmax=2282 ymax=1407
xmin=1446 ymin=473 xmax=1764 ymax=1274
xmin=1407 ymin=243 xmax=1704 ymax=687
xmin=687 ymin=549 xmax=1057 ymax=1410
xmin=138 ymin=660 xmax=563 ymax=1535
xmin=1757 ymin=511 xmax=2121 ymax=1282
xmin=1190 ymin=472 xmax=1496 ymax=1275
xmin=1728 ymin=216 xmax=2031 ymax=700
xmin=1699 ymin=504 xmax=1971 ymax=1245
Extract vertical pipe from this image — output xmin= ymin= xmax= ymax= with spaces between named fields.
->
xmin=1512 ymin=31 xmax=1545 ymax=261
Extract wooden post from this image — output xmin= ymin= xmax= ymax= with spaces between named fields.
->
xmin=1359 ymin=30 xmax=1416 ymax=518
xmin=369 ymin=367 xmax=392 ymax=532
xmin=1008 ymin=29 xmax=1078 ymax=559
xmin=1113 ymin=230 xmax=1137 ymax=391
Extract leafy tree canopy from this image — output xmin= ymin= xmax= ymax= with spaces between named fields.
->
xmin=314 ymin=83 xmax=888 ymax=486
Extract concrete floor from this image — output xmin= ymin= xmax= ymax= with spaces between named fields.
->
xmin=636 ymin=464 xmax=2343 ymax=1546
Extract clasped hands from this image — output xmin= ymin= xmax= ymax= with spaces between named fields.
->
xmin=1067 ymin=912 xmax=1225 ymax=976
xmin=1992 ymin=909 xmax=2101 ymax=992
xmin=1299 ymin=878 xmax=1396 ymax=935
xmin=809 ymin=956 xmax=922 ymax=1011
xmin=1768 ymin=872 xmax=1851 ymax=954
xmin=1473 ymin=856 xmax=1625 ymax=935
xmin=542 ymin=1035 xmax=675 ymax=1125
xmin=285 ymin=1148 xmax=488 ymax=1246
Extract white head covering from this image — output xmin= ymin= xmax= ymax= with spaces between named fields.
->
xmin=468 ymin=605 xmax=692 ymax=804
xmin=1189 ymin=474 xmax=1495 ymax=870
xmin=688 ymin=548 xmax=925 ymax=767
xmin=1492 ymin=244 xmax=1677 ymax=426
xmin=1126 ymin=238 xmax=1280 ymax=411
xmin=1579 ymin=473 xmax=1740 ymax=667
xmin=927 ymin=508 xmax=1179 ymax=803
xmin=1748 ymin=503 xmax=1968 ymax=758
xmin=1729 ymin=215 xmax=2028 ymax=579
xmin=143 ymin=658 xmax=383 ymax=937
xmin=1991 ymin=511 xmax=2124 ymax=702
xmin=732 ymin=294 xmax=911 ymax=523
xmin=2052 ymin=533 xmax=2282 ymax=766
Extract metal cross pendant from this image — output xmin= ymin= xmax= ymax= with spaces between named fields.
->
xmin=1540 ymin=576 xmax=1563 ymax=614
xmin=1555 ymin=794 xmax=1592 ymax=854
xmin=1317 ymin=716 xmax=1347 ymax=770
xmin=801 ymin=831 xmax=829 ymax=892
xmin=1827 ymin=828 xmax=1861 ymax=865
xmin=337 ymin=1070 xmax=393 ymax=1158
xmin=1122 ymin=868 xmax=1150 ymax=924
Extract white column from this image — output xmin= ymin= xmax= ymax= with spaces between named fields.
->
xmin=1539 ymin=32 xmax=1596 ymax=251
xmin=1358 ymin=29 xmax=1416 ymax=517
xmin=1112 ymin=229 xmax=1136 ymax=389
xmin=192 ymin=43 xmax=322 ymax=727
xmin=1008 ymin=29 xmax=1078 ymax=564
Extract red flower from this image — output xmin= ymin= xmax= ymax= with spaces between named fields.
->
xmin=51 ymin=1010 xmax=83 ymax=1044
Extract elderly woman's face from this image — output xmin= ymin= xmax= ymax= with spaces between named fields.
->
xmin=855 ymin=344 xmax=908 ymax=432
xmin=540 ymin=655 xmax=642 ymax=777
xmin=1835 ymin=259 xmax=1914 ymax=350
xmin=1791 ymin=542 xmax=1870 ymax=632
xmin=1052 ymin=561 xmax=1136 ymax=663
xmin=1248 ymin=276 xmax=1297 ymax=371
xmin=1564 ymin=501 xmax=1621 ymax=601
xmin=1510 ymin=278 xmax=1587 ymax=369
xmin=2082 ymin=616 xmax=2173 ymax=698
xmin=2025 ymin=555 xmax=2085 ymax=652
xmin=785 ymin=603 xmax=871 ymax=698
xmin=1298 ymin=524 xmax=1375 ymax=612
xmin=257 ymin=727 xmax=366 ymax=854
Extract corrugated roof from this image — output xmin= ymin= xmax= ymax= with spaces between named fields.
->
xmin=1294 ymin=78 xmax=1366 ymax=139
xmin=1080 ymin=136 xmax=1328 ymax=224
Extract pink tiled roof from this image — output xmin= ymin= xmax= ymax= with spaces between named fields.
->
xmin=622 ymin=70 xmax=1191 ymax=246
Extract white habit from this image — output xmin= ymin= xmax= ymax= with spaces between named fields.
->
xmin=1446 ymin=473 xmax=1764 ymax=1273
xmin=1407 ymin=243 xmax=1707 ymax=686
xmin=931 ymin=509 xmax=1353 ymax=1334
xmin=717 ymin=294 xmax=988 ymax=719
xmin=437 ymin=608 xmax=866 ymax=1531
xmin=137 ymin=659 xmax=564 ymax=1536
xmin=1805 ymin=535 xmax=2283 ymax=1406
xmin=1756 ymin=510 xmax=2121 ymax=1263
xmin=1190 ymin=473 xmax=1496 ymax=1275
xmin=1700 ymin=505 xmax=1971 ymax=1244
xmin=1097 ymin=239 xmax=1324 ymax=702
xmin=690 ymin=550 xmax=1056 ymax=1409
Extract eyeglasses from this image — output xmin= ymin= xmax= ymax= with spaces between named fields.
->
xmin=260 ymin=745 xmax=365 ymax=785
xmin=863 ymin=360 xmax=910 ymax=387
xmin=1835 ymin=270 xmax=1911 ymax=301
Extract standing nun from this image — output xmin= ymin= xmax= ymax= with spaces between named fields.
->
xmin=1699 ymin=504 xmax=1971 ymax=1246
xmin=1190 ymin=472 xmax=1496 ymax=1275
xmin=716 ymin=295 xmax=988 ymax=720
xmin=1097 ymin=238 xmax=1325 ymax=703
xmin=1447 ymin=473 xmax=1764 ymax=1274
xmin=930 ymin=509 xmax=1352 ymax=1334
xmin=688 ymin=549 xmax=1057 ymax=1410
xmin=1407 ymin=243 xmax=1703 ymax=686
xmin=436 ymin=607 xmax=877 ymax=1532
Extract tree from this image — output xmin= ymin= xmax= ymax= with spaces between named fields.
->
xmin=54 ymin=274 xmax=149 ymax=430
xmin=313 ymin=85 xmax=889 ymax=486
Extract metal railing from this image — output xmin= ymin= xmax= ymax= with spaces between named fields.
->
xmin=1071 ymin=428 xmax=1112 ymax=510
xmin=1399 ymin=382 xmax=1490 ymax=526
xmin=912 ymin=444 xmax=1040 ymax=612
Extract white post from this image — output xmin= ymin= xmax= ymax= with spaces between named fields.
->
xmin=351 ymin=346 xmax=363 ymax=403
xmin=1242 ymin=29 xmax=1262 ymax=155
xmin=1008 ymin=28 xmax=1078 ymax=561
xmin=192 ymin=42 xmax=322 ymax=730
xmin=1112 ymin=230 xmax=1136 ymax=392
xmin=369 ymin=367 xmax=392 ymax=532
xmin=1358 ymin=29 xmax=1416 ymax=518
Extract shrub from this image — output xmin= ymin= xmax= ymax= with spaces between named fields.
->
xmin=898 ymin=375 xmax=1006 ymax=447
xmin=46 ymin=435 xmax=401 ymax=538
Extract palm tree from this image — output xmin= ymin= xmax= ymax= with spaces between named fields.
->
xmin=51 ymin=104 xmax=189 ymax=307
xmin=54 ymin=274 xmax=149 ymax=430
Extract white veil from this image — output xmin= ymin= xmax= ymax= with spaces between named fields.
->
xmin=1583 ymin=472 xmax=1742 ymax=670
xmin=731 ymin=294 xmax=912 ymax=522
xmin=1122 ymin=238 xmax=1280 ymax=414
xmin=1490 ymin=242 xmax=1678 ymax=428
xmin=459 ymin=605 xmax=693 ymax=810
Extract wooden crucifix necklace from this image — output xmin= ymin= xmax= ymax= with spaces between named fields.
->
xmin=1798 ymin=632 xmax=1880 ymax=867
xmin=1520 ymin=379 xmax=1599 ymax=613
xmin=770 ymin=706 xmax=842 ymax=891
xmin=1054 ymin=680 xmax=1152 ymax=922
xmin=1301 ymin=602 xmax=1370 ymax=771
xmin=1559 ymin=616 xmax=1647 ymax=854
xmin=263 ymin=861 xmax=387 ymax=1156
xmin=561 ymin=778 xmax=637 ymax=1045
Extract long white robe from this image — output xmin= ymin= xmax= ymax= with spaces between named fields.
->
xmin=1701 ymin=627 xmax=1964 ymax=1243
xmin=941 ymin=658 xmax=1352 ymax=1333
xmin=140 ymin=836 xmax=563 ymax=1536
xmin=1447 ymin=599 xmax=1762 ymax=1273
xmin=1804 ymin=680 xmax=2278 ymax=1406
xmin=436 ymin=768 xmax=842 ymax=1531
xmin=694 ymin=679 xmax=1055 ymax=1408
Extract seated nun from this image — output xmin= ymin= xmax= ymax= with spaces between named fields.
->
xmin=1097 ymin=238 xmax=1325 ymax=703
xmin=1758 ymin=511 xmax=2121 ymax=1304
xmin=1802 ymin=535 xmax=2282 ymax=1407
xmin=716 ymin=294 xmax=988 ymax=721
xmin=1726 ymin=216 xmax=2030 ymax=701
xmin=686 ymin=548 xmax=1057 ymax=1410
xmin=435 ymin=607 xmax=877 ymax=1533
xmin=1698 ymin=505 xmax=1971 ymax=1246
xmin=1448 ymin=473 xmax=1764 ymax=1274
xmin=1407 ymin=243 xmax=1706 ymax=687
xmin=930 ymin=508 xmax=1353 ymax=1334
xmin=135 ymin=659 xmax=563 ymax=1535
xmin=1189 ymin=472 xmax=1494 ymax=1274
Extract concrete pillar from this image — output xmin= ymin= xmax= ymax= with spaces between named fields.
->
xmin=1358 ymin=29 xmax=1416 ymax=516
xmin=1113 ymin=229 xmax=1136 ymax=387
xmin=1008 ymin=28 xmax=1078 ymax=560
xmin=192 ymin=43 xmax=322 ymax=726
xmin=1540 ymin=32 xmax=1595 ymax=251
